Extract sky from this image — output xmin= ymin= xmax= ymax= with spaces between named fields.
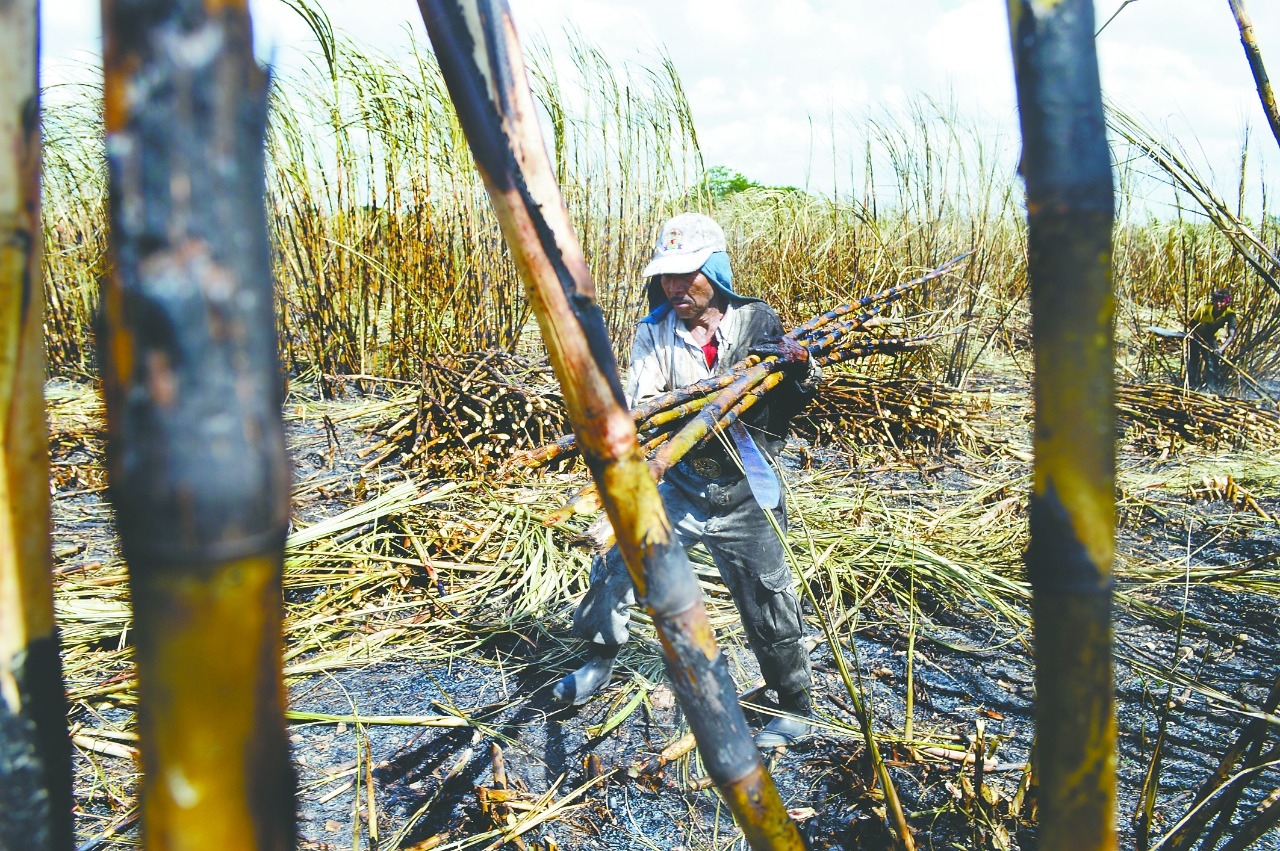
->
xmin=39 ymin=1 xmax=1280 ymax=209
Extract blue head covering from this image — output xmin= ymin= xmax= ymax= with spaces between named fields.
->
xmin=643 ymin=251 xmax=752 ymax=322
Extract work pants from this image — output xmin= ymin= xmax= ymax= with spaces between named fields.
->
xmin=1188 ymin=331 xmax=1222 ymax=390
xmin=572 ymin=461 xmax=812 ymax=697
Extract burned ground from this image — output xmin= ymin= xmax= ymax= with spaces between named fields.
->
xmin=50 ymin=371 xmax=1280 ymax=851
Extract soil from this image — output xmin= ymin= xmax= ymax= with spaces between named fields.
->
xmin=49 ymin=374 xmax=1280 ymax=851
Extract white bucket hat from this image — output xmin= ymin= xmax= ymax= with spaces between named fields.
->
xmin=640 ymin=213 xmax=727 ymax=277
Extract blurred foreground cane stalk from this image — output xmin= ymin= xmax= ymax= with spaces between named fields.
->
xmin=99 ymin=1 xmax=294 ymax=848
xmin=0 ymin=2 xmax=75 ymax=848
xmin=414 ymin=2 xmax=807 ymax=848
xmin=1007 ymin=2 xmax=1118 ymax=850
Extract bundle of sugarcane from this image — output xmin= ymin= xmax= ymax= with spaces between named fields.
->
xmin=363 ymin=350 xmax=569 ymax=475
xmin=792 ymin=374 xmax=983 ymax=453
xmin=517 ymin=253 xmax=972 ymax=520
xmin=1116 ymin=383 xmax=1280 ymax=452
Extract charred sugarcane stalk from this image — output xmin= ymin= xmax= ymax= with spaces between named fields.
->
xmin=788 ymin=252 xmax=970 ymax=338
xmin=1164 ymin=669 xmax=1280 ymax=851
xmin=816 ymin=333 xmax=943 ymax=366
xmin=1007 ymin=3 xmax=1117 ymax=851
xmin=414 ymin=2 xmax=803 ymax=848
xmin=0 ymin=4 xmax=74 ymax=849
xmin=99 ymin=2 xmax=294 ymax=849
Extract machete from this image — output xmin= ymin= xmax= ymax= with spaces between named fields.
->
xmin=728 ymin=421 xmax=780 ymax=511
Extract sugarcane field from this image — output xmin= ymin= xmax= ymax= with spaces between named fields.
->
xmin=11 ymin=1 xmax=1280 ymax=850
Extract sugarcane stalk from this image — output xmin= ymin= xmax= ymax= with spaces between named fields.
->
xmin=1228 ymin=0 xmax=1280 ymax=154
xmin=818 ymin=334 xmax=944 ymax=367
xmin=531 ymin=332 xmax=940 ymax=478
xmin=1007 ymin=3 xmax=1117 ymax=851
xmin=513 ymin=431 xmax=579 ymax=467
xmin=513 ymin=376 xmax=730 ymax=468
xmin=581 ymin=374 xmax=786 ymax=553
xmin=540 ymin=335 xmax=943 ymax=522
xmin=99 ymin=2 xmax=294 ymax=849
xmin=641 ymin=392 xmax=716 ymax=431
xmin=717 ymin=372 xmax=786 ymax=428
xmin=0 ymin=4 xmax=75 ymax=849
xmin=543 ymin=371 xmax=782 ymax=528
xmin=540 ymin=431 xmax=677 ymax=526
xmin=519 ymin=361 xmax=772 ymax=472
xmin=414 ymin=3 xmax=803 ymax=848
xmin=630 ymin=365 xmax=761 ymax=429
xmin=787 ymin=252 xmax=970 ymax=339
xmin=1215 ymin=786 xmax=1280 ymax=851
xmin=796 ymin=267 xmax=963 ymax=351
xmin=653 ymin=367 xmax=782 ymax=441
xmin=801 ymin=318 xmax=884 ymax=356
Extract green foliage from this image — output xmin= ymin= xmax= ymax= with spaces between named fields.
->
xmin=700 ymin=165 xmax=800 ymax=198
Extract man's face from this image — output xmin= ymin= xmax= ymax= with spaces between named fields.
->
xmin=1214 ymin=296 xmax=1230 ymax=312
xmin=661 ymin=270 xmax=718 ymax=322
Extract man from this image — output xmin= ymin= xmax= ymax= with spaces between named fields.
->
xmin=1188 ymin=288 xmax=1239 ymax=391
xmin=550 ymin=213 xmax=822 ymax=749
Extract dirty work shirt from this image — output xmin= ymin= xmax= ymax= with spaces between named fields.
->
xmin=1189 ymin=301 xmax=1238 ymax=340
xmin=572 ymin=299 xmax=819 ymax=697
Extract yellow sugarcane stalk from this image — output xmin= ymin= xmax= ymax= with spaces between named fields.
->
xmin=0 ymin=3 xmax=74 ymax=848
xmin=414 ymin=3 xmax=803 ymax=848
xmin=99 ymin=2 xmax=294 ymax=848
xmin=641 ymin=391 xmax=716 ymax=431
xmin=1228 ymin=0 xmax=1280 ymax=153
xmin=1006 ymin=2 xmax=1118 ymax=850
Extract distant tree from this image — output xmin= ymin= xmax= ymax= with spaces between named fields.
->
xmin=701 ymin=165 xmax=800 ymax=199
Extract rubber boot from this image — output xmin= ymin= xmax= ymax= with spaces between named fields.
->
xmin=550 ymin=645 xmax=619 ymax=706
xmin=755 ymin=689 xmax=812 ymax=749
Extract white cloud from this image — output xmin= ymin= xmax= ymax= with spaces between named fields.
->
xmin=921 ymin=0 xmax=1014 ymax=114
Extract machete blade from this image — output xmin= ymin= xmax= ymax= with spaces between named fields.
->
xmin=728 ymin=421 xmax=780 ymax=511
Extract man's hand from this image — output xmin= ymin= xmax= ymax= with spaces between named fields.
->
xmin=749 ymin=335 xmax=810 ymax=376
